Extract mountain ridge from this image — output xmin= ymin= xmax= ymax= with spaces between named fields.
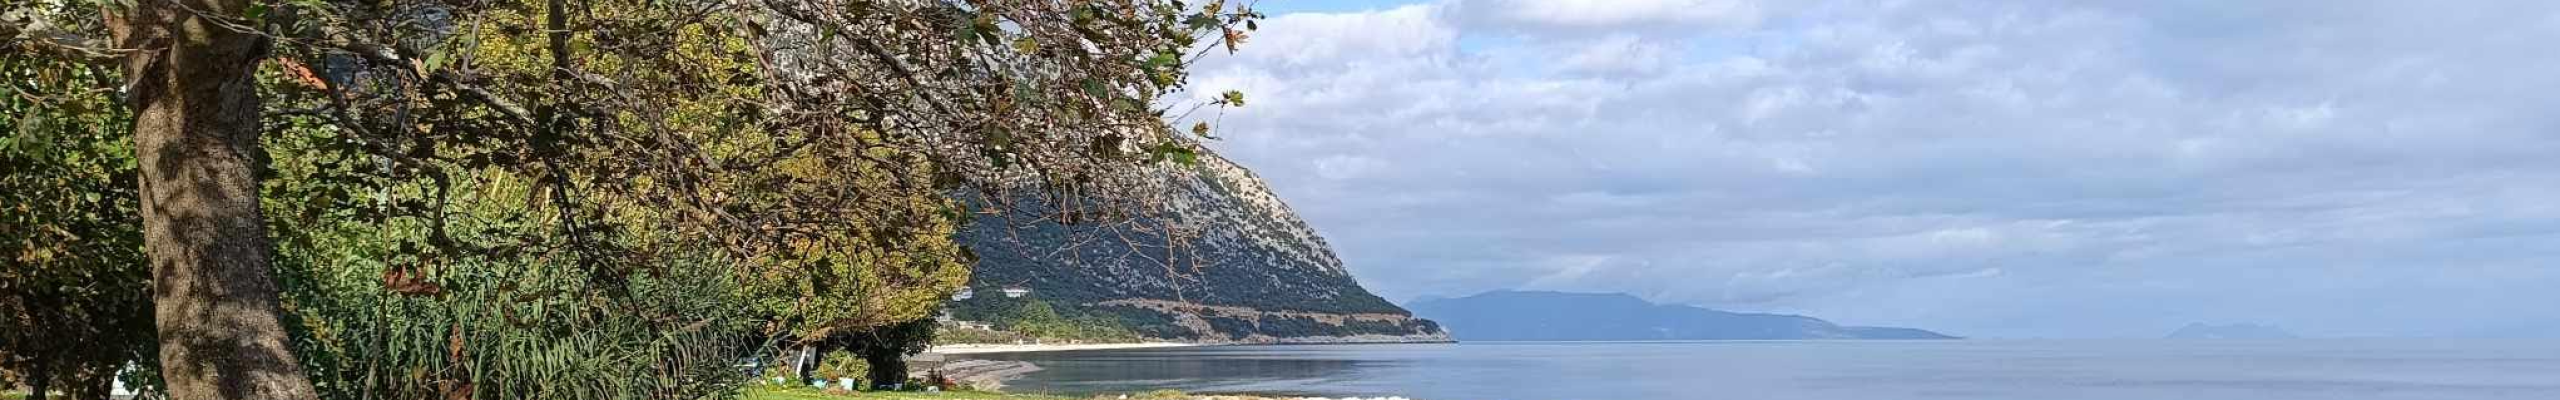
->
xmin=951 ymin=151 xmax=1447 ymax=343
xmin=1408 ymin=290 xmax=1958 ymax=341
xmin=2166 ymin=322 xmax=2298 ymax=339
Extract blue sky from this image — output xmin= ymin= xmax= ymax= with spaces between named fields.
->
xmin=1255 ymin=0 xmax=1413 ymax=14
xmin=1187 ymin=0 xmax=2560 ymax=338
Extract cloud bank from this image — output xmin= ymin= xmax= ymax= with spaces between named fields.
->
xmin=1188 ymin=0 xmax=2560 ymax=338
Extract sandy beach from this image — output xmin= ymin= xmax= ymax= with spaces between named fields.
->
xmin=926 ymin=342 xmax=1199 ymax=355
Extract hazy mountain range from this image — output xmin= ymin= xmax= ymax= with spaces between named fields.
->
xmin=1407 ymin=290 xmax=1958 ymax=341
xmin=2166 ymin=323 xmax=2299 ymax=339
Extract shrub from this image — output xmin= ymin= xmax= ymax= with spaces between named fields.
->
xmin=812 ymin=350 xmax=868 ymax=383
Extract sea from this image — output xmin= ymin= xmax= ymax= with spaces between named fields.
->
xmin=958 ymin=340 xmax=2560 ymax=400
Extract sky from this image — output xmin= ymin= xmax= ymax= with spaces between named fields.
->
xmin=1180 ymin=0 xmax=2560 ymax=339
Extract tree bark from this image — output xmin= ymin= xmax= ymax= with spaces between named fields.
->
xmin=113 ymin=0 xmax=322 ymax=399
xmin=862 ymin=354 xmax=905 ymax=390
xmin=27 ymin=355 xmax=49 ymax=400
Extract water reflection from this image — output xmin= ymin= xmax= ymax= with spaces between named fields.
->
xmin=951 ymin=341 xmax=2560 ymax=400
xmin=961 ymin=346 xmax=1389 ymax=397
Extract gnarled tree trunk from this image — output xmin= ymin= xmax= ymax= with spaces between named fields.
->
xmin=27 ymin=355 xmax=50 ymax=400
xmin=113 ymin=1 xmax=321 ymax=399
xmin=863 ymin=354 xmax=906 ymax=390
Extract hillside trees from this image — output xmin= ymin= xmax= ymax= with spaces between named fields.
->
xmin=5 ymin=0 xmax=1261 ymax=398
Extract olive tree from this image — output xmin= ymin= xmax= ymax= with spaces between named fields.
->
xmin=6 ymin=0 xmax=1262 ymax=398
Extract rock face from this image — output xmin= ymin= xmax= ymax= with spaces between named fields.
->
xmin=1408 ymin=290 xmax=1959 ymax=341
xmin=2166 ymin=323 xmax=2299 ymax=339
xmin=956 ymin=151 xmax=1447 ymax=343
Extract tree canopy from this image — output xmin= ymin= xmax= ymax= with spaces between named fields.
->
xmin=3 ymin=0 xmax=1262 ymax=398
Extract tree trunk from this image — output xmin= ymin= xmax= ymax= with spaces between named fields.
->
xmin=27 ymin=355 xmax=49 ymax=400
xmin=113 ymin=0 xmax=322 ymax=399
xmin=863 ymin=354 xmax=905 ymax=390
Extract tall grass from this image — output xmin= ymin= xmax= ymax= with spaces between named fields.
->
xmin=278 ymin=251 xmax=763 ymax=400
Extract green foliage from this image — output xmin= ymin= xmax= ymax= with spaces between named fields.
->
xmin=249 ymin=7 xmax=774 ymax=398
xmin=9 ymin=0 xmax=1266 ymax=398
xmin=819 ymin=318 xmax=937 ymax=388
xmin=944 ymin=297 xmax=1138 ymax=342
xmin=812 ymin=351 xmax=867 ymax=382
xmin=0 ymin=35 xmax=156 ymax=400
xmin=835 ymin=319 xmax=937 ymax=362
xmin=741 ymin=387 xmax=1076 ymax=400
xmin=927 ymin=326 xmax=1023 ymax=345
xmin=265 ymin=188 xmax=762 ymax=400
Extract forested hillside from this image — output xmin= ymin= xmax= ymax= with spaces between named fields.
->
xmin=952 ymin=151 xmax=1447 ymax=343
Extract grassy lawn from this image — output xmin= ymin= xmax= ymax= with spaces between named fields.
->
xmin=0 ymin=387 xmax=1199 ymax=400
xmin=0 ymin=388 xmax=1213 ymax=400
xmin=741 ymin=387 xmax=1093 ymax=400
xmin=740 ymin=387 xmax=1219 ymax=400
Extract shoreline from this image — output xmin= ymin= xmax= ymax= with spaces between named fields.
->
xmin=917 ymin=342 xmax=1426 ymax=400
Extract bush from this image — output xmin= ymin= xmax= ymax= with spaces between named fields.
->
xmin=275 ymin=238 xmax=763 ymax=400
xmin=812 ymin=350 xmax=868 ymax=383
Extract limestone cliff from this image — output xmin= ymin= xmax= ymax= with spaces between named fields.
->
xmin=952 ymin=151 xmax=1446 ymax=343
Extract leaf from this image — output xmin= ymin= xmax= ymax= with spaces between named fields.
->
xmin=1184 ymin=14 xmax=1220 ymax=30
xmin=1082 ymin=79 xmax=1109 ymax=99
xmin=974 ymin=15 xmax=1003 ymax=45
xmin=1161 ymin=145 xmax=1199 ymax=165
xmin=1190 ymin=122 xmax=1212 ymax=138
xmin=1219 ymin=90 xmax=1246 ymax=107
xmin=423 ymin=50 xmax=452 ymax=74
xmin=984 ymin=127 xmax=1012 ymax=148
xmin=1012 ymin=37 xmax=1040 ymax=54
xmin=1223 ymin=29 xmax=1249 ymax=52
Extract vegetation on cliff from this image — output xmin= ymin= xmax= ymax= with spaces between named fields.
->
xmin=950 ymin=152 xmax=1444 ymax=342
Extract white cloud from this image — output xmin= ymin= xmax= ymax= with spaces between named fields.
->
xmin=1196 ymin=0 xmax=2560 ymax=338
xmin=1453 ymin=0 xmax=1767 ymax=32
xmin=1231 ymin=4 xmax=1459 ymax=66
xmin=1557 ymin=34 xmax=1674 ymax=77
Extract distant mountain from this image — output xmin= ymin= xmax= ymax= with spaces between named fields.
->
xmin=2166 ymin=323 xmax=2298 ymax=339
xmin=953 ymin=151 xmax=1446 ymax=344
xmin=1406 ymin=290 xmax=1958 ymax=341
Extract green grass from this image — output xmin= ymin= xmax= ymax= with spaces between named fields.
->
xmin=741 ymin=387 xmax=1083 ymax=400
xmin=739 ymin=387 xmax=1208 ymax=400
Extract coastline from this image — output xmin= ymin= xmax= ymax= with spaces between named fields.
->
xmin=915 ymin=343 xmax=1195 ymax=392
xmin=919 ymin=339 xmax=1440 ymax=397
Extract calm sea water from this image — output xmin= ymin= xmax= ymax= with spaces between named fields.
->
xmin=961 ymin=340 xmax=2560 ymax=400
